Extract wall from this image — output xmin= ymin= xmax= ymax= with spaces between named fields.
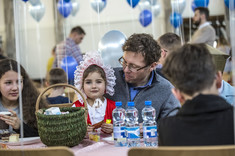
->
xmin=0 ymin=0 xmax=226 ymax=79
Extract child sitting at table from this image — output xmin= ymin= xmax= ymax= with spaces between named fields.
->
xmin=72 ymin=51 xmax=116 ymax=134
xmin=46 ymin=68 xmax=72 ymax=104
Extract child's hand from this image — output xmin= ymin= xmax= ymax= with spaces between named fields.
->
xmin=101 ymin=123 xmax=113 ymax=134
xmin=87 ymin=125 xmax=94 ymax=133
xmin=0 ymin=110 xmax=20 ymax=130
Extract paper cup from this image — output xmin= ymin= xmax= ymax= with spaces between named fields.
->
xmin=0 ymin=112 xmax=11 ymax=130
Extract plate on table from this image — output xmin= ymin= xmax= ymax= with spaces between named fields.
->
xmin=1 ymin=137 xmax=41 ymax=146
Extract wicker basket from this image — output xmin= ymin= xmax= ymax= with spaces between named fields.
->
xmin=35 ymin=83 xmax=87 ymax=147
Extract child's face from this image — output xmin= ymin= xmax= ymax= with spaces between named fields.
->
xmin=83 ymin=71 xmax=105 ymax=101
xmin=0 ymin=71 xmax=23 ymax=102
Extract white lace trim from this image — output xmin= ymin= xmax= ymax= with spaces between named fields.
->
xmin=74 ymin=51 xmax=116 ymax=103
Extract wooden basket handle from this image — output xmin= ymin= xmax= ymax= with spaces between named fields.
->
xmin=35 ymin=83 xmax=87 ymax=112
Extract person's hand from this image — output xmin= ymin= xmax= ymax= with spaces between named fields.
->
xmin=101 ymin=123 xmax=113 ymax=134
xmin=87 ymin=125 xmax=94 ymax=133
xmin=0 ymin=110 xmax=20 ymax=130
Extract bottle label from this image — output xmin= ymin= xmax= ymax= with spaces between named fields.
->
xmin=126 ymin=127 xmax=140 ymax=139
xmin=113 ymin=126 xmax=126 ymax=139
xmin=143 ymin=126 xmax=157 ymax=138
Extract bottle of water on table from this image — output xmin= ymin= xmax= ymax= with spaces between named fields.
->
xmin=125 ymin=102 xmax=140 ymax=147
xmin=113 ymin=101 xmax=126 ymax=147
xmin=142 ymin=101 xmax=157 ymax=146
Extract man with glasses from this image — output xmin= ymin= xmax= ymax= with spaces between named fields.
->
xmin=105 ymin=33 xmax=181 ymax=123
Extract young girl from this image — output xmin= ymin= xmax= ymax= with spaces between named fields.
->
xmin=0 ymin=59 xmax=48 ymax=137
xmin=72 ymin=51 xmax=116 ymax=134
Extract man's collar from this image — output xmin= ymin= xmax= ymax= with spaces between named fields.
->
xmin=198 ymin=22 xmax=210 ymax=30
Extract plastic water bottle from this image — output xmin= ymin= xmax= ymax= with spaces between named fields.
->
xmin=142 ymin=101 xmax=157 ymax=146
xmin=112 ymin=101 xmax=127 ymax=147
xmin=125 ymin=102 xmax=140 ymax=147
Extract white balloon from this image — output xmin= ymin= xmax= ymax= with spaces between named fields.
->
xmin=152 ymin=2 xmax=160 ymax=17
xmin=171 ymin=0 xmax=186 ymax=14
xmin=71 ymin=0 xmax=79 ymax=16
xmin=29 ymin=2 xmax=45 ymax=22
xmin=90 ymin=0 xmax=106 ymax=13
xmin=29 ymin=0 xmax=41 ymax=6
xmin=99 ymin=30 xmax=127 ymax=67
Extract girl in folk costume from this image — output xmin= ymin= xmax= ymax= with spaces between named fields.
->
xmin=72 ymin=51 xmax=116 ymax=134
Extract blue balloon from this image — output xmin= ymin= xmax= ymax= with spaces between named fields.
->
xmin=191 ymin=1 xmax=197 ymax=12
xmin=22 ymin=0 xmax=28 ymax=2
xmin=170 ymin=12 xmax=183 ymax=28
xmin=57 ymin=0 xmax=73 ymax=18
xmin=127 ymin=0 xmax=140 ymax=8
xmin=224 ymin=0 xmax=235 ymax=10
xmin=61 ymin=56 xmax=78 ymax=80
xmin=139 ymin=10 xmax=152 ymax=27
xmin=194 ymin=0 xmax=209 ymax=7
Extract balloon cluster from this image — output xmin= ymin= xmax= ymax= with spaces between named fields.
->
xmin=170 ymin=0 xmax=185 ymax=28
xmin=57 ymin=0 xmax=80 ymax=18
xmin=126 ymin=0 xmax=161 ymax=27
xmin=138 ymin=0 xmax=161 ymax=27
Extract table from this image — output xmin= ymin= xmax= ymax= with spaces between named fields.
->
xmin=6 ymin=136 xmax=129 ymax=156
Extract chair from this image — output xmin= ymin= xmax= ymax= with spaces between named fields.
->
xmin=128 ymin=145 xmax=235 ymax=156
xmin=0 ymin=146 xmax=74 ymax=156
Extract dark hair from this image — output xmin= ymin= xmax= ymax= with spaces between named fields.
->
xmin=122 ymin=33 xmax=161 ymax=65
xmin=70 ymin=26 xmax=86 ymax=35
xmin=48 ymin=68 xmax=67 ymax=85
xmin=162 ymin=43 xmax=216 ymax=96
xmin=195 ymin=7 xmax=209 ymax=20
xmin=82 ymin=65 xmax=106 ymax=89
xmin=157 ymin=33 xmax=182 ymax=53
xmin=0 ymin=59 xmax=48 ymax=128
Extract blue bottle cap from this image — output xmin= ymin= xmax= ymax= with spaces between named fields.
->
xmin=127 ymin=102 xmax=135 ymax=106
xmin=115 ymin=101 xmax=122 ymax=106
xmin=145 ymin=101 xmax=152 ymax=106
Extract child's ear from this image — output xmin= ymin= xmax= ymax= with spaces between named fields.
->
xmin=171 ymin=88 xmax=185 ymax=104
xmin=215 ymin=71 xmax=222 ymax=89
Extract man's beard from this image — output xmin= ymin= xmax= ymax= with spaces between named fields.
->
xmin=194 ymin=18 xmax=201 ymax=27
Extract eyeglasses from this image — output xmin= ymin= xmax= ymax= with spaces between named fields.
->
xmin=118 ymin=57 xmax=149 ymax=72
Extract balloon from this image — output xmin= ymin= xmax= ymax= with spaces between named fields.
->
xmin=139 ymin=9 xmax=152 ymax=27
xmin=151 ymin=2 xmax=161 ymax=17
xmin=127 ymin=0 xmax=140 ymax=8
xmin=61 ymin=56 xmax=78 ymax=80
xmin=171 ymin=0 xmax=186 ymax=14
xmin=193 ymin=0 xmax=209 ymax=7
xmin=64 ymin=0 xmax=71 ymax=2
xmin=138 ymin=0 xmax=160 ymax=17
xmin=29 ymin=0 xmax=41 ymax=6
xmin=224 ymin=0 xmax=235 ymax=10
xmin=191 ymin=1 xmax=197 ymax=12
xmin=98 ymin=30 xmax=127 ymax=67
xmin=170 ymin=12 xmax=183 ymax=28
xmin=71 ymin=0 xmax=79 ymax=16
xmin=22 ymin=0 xmax=28 ymax=2
xmin=29 ymin=2 xmax=45 ymax=22
xmin=57 ymin=0 xmax=73 ymax=18
xmin=138 ymin=0 xmax=151 ymax=11
xmin=90 ymin=0 xmax=107 ymax=13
